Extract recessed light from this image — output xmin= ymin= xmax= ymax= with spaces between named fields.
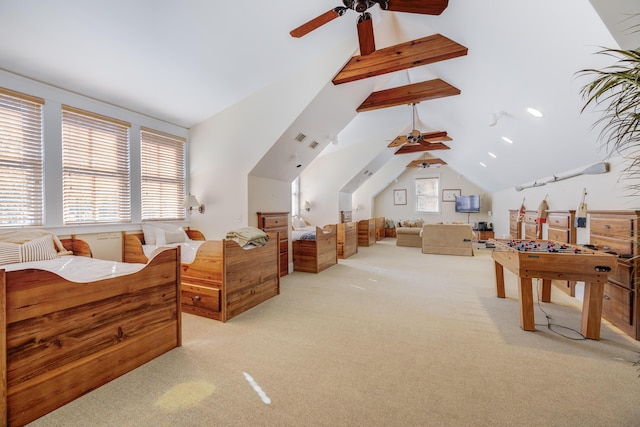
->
xmin=480 ymin=162 xmax=487 ymax=167
xmin=488 ymin=152 xmax=497 ymax=158
xmin=527 ymin=107 xmax=543 ymax=118
xmin=501 ymin=136 xmax=513 ymax=144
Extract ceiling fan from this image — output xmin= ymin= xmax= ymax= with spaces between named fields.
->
xmin=407 ymin=158 xmax=447 ymax=168
xmin=290 ymin=0 xmax=449 ymax=56
xmin=387 ymin=103 xmax=450 ymax=148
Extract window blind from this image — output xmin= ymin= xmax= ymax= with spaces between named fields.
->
xmin=140 ymin=127 xmax=186 ymax=221
xmin=415 ymin=176 xmax=440 ymax=213
xmin=0 ymin=88 xmax=44 ymax=226
xmin=62 ymin=106 xmax=131 ymax=224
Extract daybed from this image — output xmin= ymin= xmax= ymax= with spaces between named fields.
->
xmin=122 ymin=225 xmax=279 ymax=322
xmin=358 ymin=218 xmax=376 ymax=247
xmin=421 ymin=223 xmax=475 ymax=256
xmin=395 ymin=220 xmax=424 ymax=247
xmin=0 ymin=231 xmax=181 ymax=426
xmin=337 ymin=221 xmax=358 ymax=259
xmin=292 ymin=224 xmax=338 ymax=273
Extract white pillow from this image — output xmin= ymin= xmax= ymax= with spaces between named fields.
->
xmin=156 ymin=228 xmax=187 ymax=245
xmin=0 ymin=241 xmax=21 ymax=265
xmin=21 ymin=234 xmax=58 ymax=262
xmin=142 ymin=223 xmax=189 ymax=245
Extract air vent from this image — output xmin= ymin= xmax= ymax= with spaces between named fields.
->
xmin=309 ymin=140 xmax=319 ymax=149
xmin=295 ymin=133 xmax=306 ymax=143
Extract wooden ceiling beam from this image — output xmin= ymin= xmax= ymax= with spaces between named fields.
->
xmin=357 ymin=79 xmax=460 ymax=112
xmin=395 ymin=142 xmax=450 ymax=154
xmin=333 ymin=34 xmax=468 ymax=85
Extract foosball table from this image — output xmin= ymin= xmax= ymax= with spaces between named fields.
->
xmin=491 ymin=239 xmax=618 ymax=339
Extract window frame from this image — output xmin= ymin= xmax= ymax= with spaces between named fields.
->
xmin=414 ymin=174 xmax=441 ymax=214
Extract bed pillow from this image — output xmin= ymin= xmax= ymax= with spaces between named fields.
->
xmin=0 ymin=241 xmax=21 ymax=265
xmin=142 ymin=223 xmax=190 ymax=245
xmin=156 ymin=228 xmax=187 ymax=245
xmin=21 ymin=234 xmax=58 ymax=262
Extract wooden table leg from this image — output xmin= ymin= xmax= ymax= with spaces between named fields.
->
xmin=518 ymin=277 xmax=535 ymax=331
xmin=540 ymin=279 xmax=552 ymax=303
xmin=494 ymin=261 xmax=505 ymax=298
xmin=581 ymin=281 xmax=604 ymax=340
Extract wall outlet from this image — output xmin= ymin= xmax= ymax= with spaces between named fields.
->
xmin=97 ymin=233 xmax=109 ymax=240
xmin=109 ymin=232 xmax=120 ymax=239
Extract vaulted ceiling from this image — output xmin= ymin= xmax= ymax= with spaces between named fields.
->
xmin=1 ymin=1 xmax=638 ymax=194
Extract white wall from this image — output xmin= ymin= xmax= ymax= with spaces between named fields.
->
xmin=371 ymin=165 xmax=490 ymax=226
xmin=491 ymin=157 xmax=639 ymax=243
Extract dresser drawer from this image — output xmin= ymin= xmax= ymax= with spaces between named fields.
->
xmin=590 ymin=216 xmax=635 ymax=239
xmin=609 ymin=260 xmax=633 ymax=289
xmin=548 ymin=228 xmax=569 ymax=242
xmin=509 ymin=211 xmax=519 ymax=222
xmin=590 ymin=235 xmax=633 ymax=257
xmin=262 ymin=216 xmax=288 ymax=229
xmin=524 ymin=212 xmax=537 ymax=224
xmin=547 ymin=214 xmax=569 ymax=229
xmin=524 ymin=223 xmax=536 ymax=239
xmin=602 ymin=282 xmax=633 ymax=328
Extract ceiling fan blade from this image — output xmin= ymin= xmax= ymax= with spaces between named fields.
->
xmin=385 ymin=0 xmax=449 ymax=15
xmin=290 ymin=8 xmax=343 ymax=38
xmin=357 ymin=13 xmax=375 ymax=55
xmin=388 ymin=135 xmax=408 ymax=147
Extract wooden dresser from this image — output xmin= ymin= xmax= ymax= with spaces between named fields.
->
xmin=508 ymin=209 xmax=522 ymax=239
xmin=523 ymin=210 xmax=538 ymax=239
xmin=340 ymin=210 xmax=352 ymax=223
xmin=257 ymin=211 xmax=289 ymax=277
xmin=546 ymin=210 xmax=577 ymax=296
xmin=588 ymin=210 xmax=640 ymax=340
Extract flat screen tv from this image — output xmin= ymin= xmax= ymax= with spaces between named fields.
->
xmin=455 ymin=195 xmax=480 ymax=213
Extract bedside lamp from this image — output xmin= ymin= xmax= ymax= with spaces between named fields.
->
xmin=183 ymin=194 xmax=205 ymax=214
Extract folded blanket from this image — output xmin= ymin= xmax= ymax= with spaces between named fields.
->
xmin=0 ymin=229 xmax=73 ymax=256
xmin=225 ymin=226 xmax=269 ymax=248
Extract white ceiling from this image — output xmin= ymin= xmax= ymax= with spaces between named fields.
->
xmin=1 ymin=1 xmax=638 ymax=193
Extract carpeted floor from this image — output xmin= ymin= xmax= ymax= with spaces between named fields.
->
xmin=30 ymin=240 xmax=640 ymax=426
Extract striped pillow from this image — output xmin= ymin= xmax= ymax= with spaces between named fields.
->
xmin=0 ymin=241 xmax=21 ymax=265
xmin=20 ymin=234 xmax=58 ymax=262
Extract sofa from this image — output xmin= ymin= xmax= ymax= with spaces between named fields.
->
xmin=421 ymin=223 xmax=474 ymax=256
xmin=395 ymin=219 xmax=424 ymax=247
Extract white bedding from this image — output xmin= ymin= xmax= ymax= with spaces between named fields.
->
xmin=143 ymin=240 xmax=205 ymax=264
xmin=0 ymin=255 xmax=148 ymax=283
xmin=292 ymin=227 xmax=316 ymax=241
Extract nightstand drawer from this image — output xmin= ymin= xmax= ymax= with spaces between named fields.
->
xmin=262 ymin=216 xmax=288 ymax=229
xmin=547 ymin=214 xmax=569 ymax=229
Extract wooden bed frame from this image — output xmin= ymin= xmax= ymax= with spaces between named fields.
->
xmin=1 ymin=238 xmax=182 ymax=427
xmin=292 ymin=225 xmax=338 ymax=273
xmin=375 ymin=216 xmax=385 ymax=241
xmin=122 ymin=230 xmax=280 ymax=322
xmin=337 ymin=221 xmax=358 ymax=259
xmin=358 ymin=218 xmax=376 ymax=247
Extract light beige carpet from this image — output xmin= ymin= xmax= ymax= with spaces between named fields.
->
xmin=30 ymin=240 xmax=640 ymax=426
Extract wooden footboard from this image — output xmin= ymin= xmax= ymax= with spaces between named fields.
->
xmin=293 ymin=225 xmax=338 ymax=273
xmin=358 ymin=218 xmax=376 ymax=247
xmin=337 ymin=221 xmax=358 ymax=259
xmin=1 ymin=246 xmax=181 ymax=426
xmin=122 ymin=230 xmax=280 ymax=322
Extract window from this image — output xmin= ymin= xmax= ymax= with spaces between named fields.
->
xmin=0 ymin=88 xmax=44 ymax=226
xmin=62 ymin=106 xmax=131 ymax=224
xmin=291 ymin=176 xmax=300 ymax=217
xmin=140 ymin=127 xmax=186 ymax=221
xmin=415 ymin=176 xmax=440 ymax=213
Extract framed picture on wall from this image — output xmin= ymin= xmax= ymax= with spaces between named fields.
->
xmin=442 ymin=189 xmax=461 ymax=202
xmin=393 ymin=189 xmax=407 ymax=205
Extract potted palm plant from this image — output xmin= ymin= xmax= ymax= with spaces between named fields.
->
xmin=579 ymin=45 xmax=640 ymax=193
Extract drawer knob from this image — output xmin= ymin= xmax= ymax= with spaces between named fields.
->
xmin=603 ymin=294 xmax=610 ymax=300
xmin=192 ymin=295 xmax=201 ymax=302
xmin=604 ymin=224 xmax=611 ymax=229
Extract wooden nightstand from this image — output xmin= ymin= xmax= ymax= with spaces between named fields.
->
xmin=475 ymin=230 xmax=494 ymax=241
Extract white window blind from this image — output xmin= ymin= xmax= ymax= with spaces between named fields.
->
xmin=0 ymin=88 xmax=44 ymax=226
xmin=140 ymin=127 xmax=186 ymax=221
xmin=62 ymin=106 xmax=131 ymax=224
xmin=415 ymin=176 xmax=440 ymax=213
